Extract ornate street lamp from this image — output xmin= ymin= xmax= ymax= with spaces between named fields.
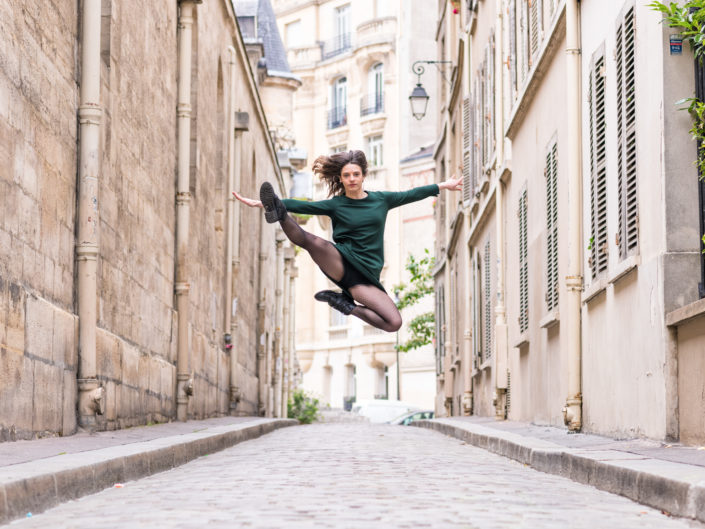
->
xmin=408 ymin=60 xmax=452 ymax=120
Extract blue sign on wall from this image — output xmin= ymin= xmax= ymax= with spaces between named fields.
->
xmin=670 ymin=34 xmax=683 ymax=55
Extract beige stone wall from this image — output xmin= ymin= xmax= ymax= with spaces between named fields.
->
xmin=0 ymin=0 xmax=287 ymax=439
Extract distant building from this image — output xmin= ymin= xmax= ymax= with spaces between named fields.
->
xmin=271 ymin=0 xmax=438 ymax=409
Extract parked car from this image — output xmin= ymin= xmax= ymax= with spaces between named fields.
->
xmin=388 ymin=410 xmax=435 ymax=426
xmin=350 ymin=399 xmax=421 ymax=423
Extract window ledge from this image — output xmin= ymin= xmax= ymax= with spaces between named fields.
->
xmin=539 ymin=310 xmax=560 ymax=329
xmin=513 ymin=332 xmax=529 ymax=349
xmin=479 ymin=358 xmax=492 ymax=371
xmin=666 ymin=296 xmax=705 ymax=327
xmin=582 ymin=277 xmax=607 ymax=304
xmin=608 ymin=254 xmax=640 ymax=285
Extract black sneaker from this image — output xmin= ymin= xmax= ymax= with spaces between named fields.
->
xmin=259 ymin=181 xmax=287 ymax=223
xmin=314 ymin=290 xmax=356 ymax=316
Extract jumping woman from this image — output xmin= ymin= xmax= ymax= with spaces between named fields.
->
xmin=233 ymin=150 xmax=462 ymax=333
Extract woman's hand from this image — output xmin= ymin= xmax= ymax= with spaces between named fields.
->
xmin=232 ymin=191 xmax=263 ymax=208
xmin=439 ymin=175 xmax=463 ymax=192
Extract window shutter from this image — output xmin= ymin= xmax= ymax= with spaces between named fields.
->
xmin=483 ymin=45 xmax=491 ymax=166
xmin=545 ymin=142 xmax=559 ymax=312
xmin=489 ymin=32 xmax=496 ymax=156
xmin=529 ymin=0 xmax=541 ymax=64
xmin=462 ymin=95 xmax=472 ymax=203
xmin=589 ymin=49 xmax=608 ymax=278
xmin=508 ymin=0 xmax=518 ymax=98
xmin=474 ymin=76 xmax=482 ymax=188
xmin=617 ymin=6 xmax=638 ymax=259
xmin=520 ymin=0 xmax=529 ymax=81
xmin=518 ymin=189 xmax=529 ymax=333
xmin=484 ymin=239 xmax=493 ymax=360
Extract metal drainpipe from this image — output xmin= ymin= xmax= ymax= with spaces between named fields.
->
xmin=225 ymin=47 xmax=246 ymax=412
xmin=493 ymin=0 xmax=509 ymax=421
xmin=273 ymin=231 xmax=285 ymax=417
xmin=562 ymin=0 xmax=584 ymax=430
xmin=257 ymin=217 xmax=268 ymax=416
xmin=281 ymin=258 xmax=291 ymax=418
xmin=288 ymin=265 xmax=297 ymax=403
xmin=175 ymin=0 xmax=200 ymax=422
xmin=76 ymin=0 xmax=105 ymax=427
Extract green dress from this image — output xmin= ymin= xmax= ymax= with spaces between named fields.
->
xmin=282 ymin=184 xmax=439 ymax=292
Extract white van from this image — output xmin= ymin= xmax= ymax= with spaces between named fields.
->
xmin=351 ymin=399 xmax=421 ymax=423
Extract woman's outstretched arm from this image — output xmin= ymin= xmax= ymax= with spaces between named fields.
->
xmin=384 ymin=175 xmax=463 ymax=209
xmin=233 ymin=191 xmax=263 ymax=208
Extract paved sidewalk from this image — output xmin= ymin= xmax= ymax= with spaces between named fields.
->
xmin=6 ymin=423 xmax=704 ymax=529
xmin=414 ymin=417 xmax=705 ymax=523
xmin=0 ymin=417 xmax=296 ymax=524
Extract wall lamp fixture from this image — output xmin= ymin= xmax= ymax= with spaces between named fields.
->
xmin=409 ymin=60 xmax=453 ymax=120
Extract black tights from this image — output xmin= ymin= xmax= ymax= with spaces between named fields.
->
xmin=279 ymin=214 xmax=402 ymax=332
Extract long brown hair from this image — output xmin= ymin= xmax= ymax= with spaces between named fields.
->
xmin=312 ymin=150 xmax=368 ymax=197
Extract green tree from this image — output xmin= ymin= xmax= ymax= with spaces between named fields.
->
xmin=393 ymin=249 xmax=435 ymax=353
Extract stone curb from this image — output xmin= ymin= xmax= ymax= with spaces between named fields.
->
xmin=413 ymin=418 xmax=705 ymax=523
xmin=0 ymin=418 xmax=297 ymax=525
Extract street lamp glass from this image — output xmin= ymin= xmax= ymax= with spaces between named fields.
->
xmin=409 ymin=83 xmax=430 ymax=120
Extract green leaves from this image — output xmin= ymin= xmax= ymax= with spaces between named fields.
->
xmin=393 ymin=249 xmax=435 ymax=352
xmin=287 ymin=389 xmax=321 ymax=424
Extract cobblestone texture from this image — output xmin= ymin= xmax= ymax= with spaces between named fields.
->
xmin=8 ymin=424 xmax=705 ymax=529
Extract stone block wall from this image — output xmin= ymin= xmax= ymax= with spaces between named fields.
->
xmin=0 ymin=0 xmax=289 ymax=439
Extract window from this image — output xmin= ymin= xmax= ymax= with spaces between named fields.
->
xmin=520 ymin=0 xmax=529 ymax=81
xmin=285 ymin=20 xmax=303 ymax=48
xmin=362 ymin=63 xmax=384 ymax=116
xmin=101 ymin=0 xmax=112 ymax=68
xmin=616 ymin=6 xmax=638 ymax=259
xmin=529 ymin=0 xmax=543 ymax=64
xmin=331 ymin=144 xmax=347 ymax=154
xmin=330 ymin=307 xmax=347 ymax=327
xmin=462 ymin=95 xmax=474 ymax=203
xmin=435 ymin=284 xmax=446 ymax=375
xmin=335 ymin=4 xmax=350 ymax=38
xmin=328 ymin=77 xmax=347 ymax=129
xmin=518 ymin=190 xmax=528 ymax=333
xmin=484 ymin=34 xmax=495 ymax=165
xmin=508 ymin=0 xmax=518 ymax=99
xmin=589 ymin=47 xmax=608 ymax=278
xmin=545 ymin=142 xmax=559 ymax=312
xmin=367 ymin=135 xmax=383 ymax=167
xmin=484 ymin=239 xmax=493 ymax=360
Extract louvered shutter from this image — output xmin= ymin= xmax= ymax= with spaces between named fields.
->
xmin=489 ymin=32 xmax=496 ymax=156
xmin=545 ymin=143 xmax=559 ymax=312
xmin=474 ymin=76 xmax=482 ymax=187
xmin=518 ymin=190 xmax=529 ymax=333
xmin=520 ymin=0 xmax=529 ymax=81
xmin=529 ymin=0 xmax=542 ymax=65
xmin=617 ymin=7 xmax=638 ymax=259
xmin=462 ymin=95 xmax=472 ymax=203
xmin=508 ymin=0 xmax=518 ymax=98
xmin=484 ymin=239 xmax=493 ymax=360
xmin=589 ymin=49 xmax=608 ymax=278
xmin=484 ymin=45 xmax=491 ymax=165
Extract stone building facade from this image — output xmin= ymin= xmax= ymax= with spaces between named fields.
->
xmin=0 ymin=0 xmax=297 ymax=440
xmin=271 ymin=0 xmax=439 ymax=410
xmin=433 ymin=0 xmax=705 ymax=445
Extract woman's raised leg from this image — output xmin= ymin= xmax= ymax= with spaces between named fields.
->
xmin=347 ymin=284 xmax=402 ymax=332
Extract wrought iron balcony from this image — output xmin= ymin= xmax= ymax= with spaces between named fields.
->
xmin=320 ymin=33 xmax=352 ymax=60
xmin=327 ymin=106 xmax=348 ymax=130
xmin=360 ymin=93 xmax=384 ymax=117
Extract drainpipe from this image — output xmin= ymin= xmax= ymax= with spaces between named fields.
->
xmin=273 ymin=231 xmax=285 ymax=417
xmin=226 ymin=48 xmax=248 ymax=413
xmin=493 ymin=0 xmax=509 ymax=420
xmin=76 ymin=0 xmax=105 ymax=427
xmin=175 ymin=0 xmax=200 ymax=422
xmin=281 ymin=257 xmax=291 ymax=418
xmin=562 ymin=0 xmax=583 ymax=431
xmin=257 ymin=217 xmax=268 ymax=416
xmin=287 ymin=264 xmax=297 ymax=401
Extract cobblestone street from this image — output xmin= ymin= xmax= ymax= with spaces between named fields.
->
xmin=7 ymin=423 xmax=704 ymax=529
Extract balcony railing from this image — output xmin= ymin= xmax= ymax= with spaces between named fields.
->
xmin=320 ymin=33 xmax=352 ymax=60
xmin=360 ymin=93 xmax=384 ymax=117
xmin=327 ymin=106 xmax=348 ymax=130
